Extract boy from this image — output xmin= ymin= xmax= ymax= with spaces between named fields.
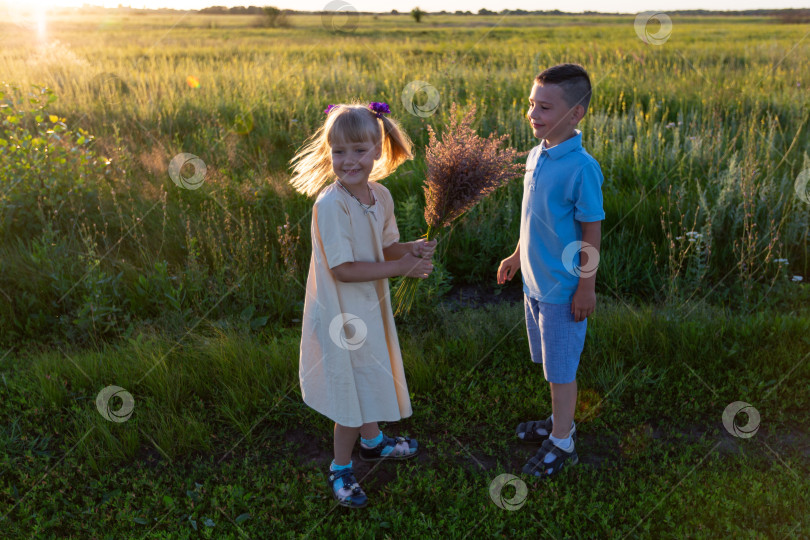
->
xmin=497 ymin=63 xmax=604 ymax=478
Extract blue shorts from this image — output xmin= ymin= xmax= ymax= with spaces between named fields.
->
xmin=524 ymin=294 xmax=587 ymax=384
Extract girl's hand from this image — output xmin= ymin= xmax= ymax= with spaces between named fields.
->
xmin=411 ymin=238 xmax=438 ymax=260
xmin=399 ymin=253 xmax=434 ymax=279
xmin=497 ymin=252 xmax=520 ymax=284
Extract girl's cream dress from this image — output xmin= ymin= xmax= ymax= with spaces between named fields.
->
xmin=299 ymin=181 xmax=412 ymax=427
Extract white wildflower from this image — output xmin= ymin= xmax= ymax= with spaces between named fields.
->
xmin=685 ymin=231 xmax=703 ymax=240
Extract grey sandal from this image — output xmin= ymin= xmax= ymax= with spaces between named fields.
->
xmin=515 ymin=416 xmax=577 ymax=443
xmin=521 ymin=438 xmax=579 ymax=478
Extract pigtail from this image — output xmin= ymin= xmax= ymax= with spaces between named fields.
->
xmin=372 ymin=115 xmax=414 ymax=181
xmin=288 ymin=122 xmax=334 ymax=197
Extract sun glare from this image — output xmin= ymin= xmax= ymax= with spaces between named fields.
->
xmin=0 ymin=0 xmax=80 ymax=41
xmin=2 ymin=0 xmax=132 ymax=35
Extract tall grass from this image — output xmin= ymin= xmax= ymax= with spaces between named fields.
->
xmin=0 ymin=13 xmax=808 ymax=349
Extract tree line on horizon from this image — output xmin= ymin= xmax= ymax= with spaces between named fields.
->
xmin=42 ymin=3 xmax=810 ymax=22
xmin=195 ymin=6 xmax=810 ymax=22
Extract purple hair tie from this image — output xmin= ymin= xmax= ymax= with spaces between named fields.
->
xmin=324 ymin=102 xmax=390 ymax=118
xmin=368 ymin=102 xmax=391 ymax=119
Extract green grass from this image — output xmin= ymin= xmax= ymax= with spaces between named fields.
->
xmin=1 ymin=11 xmax=809 ymax=538
xmin=1 ymin=300 xmax=809 ymax=537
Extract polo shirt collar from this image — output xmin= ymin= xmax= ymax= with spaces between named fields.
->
xmin=538 ymin=129 xmax=582 ymax=160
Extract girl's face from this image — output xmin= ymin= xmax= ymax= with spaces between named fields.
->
xmin=330 ymin=139 xmax=381 ymax=186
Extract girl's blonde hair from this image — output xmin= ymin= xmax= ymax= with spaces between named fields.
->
xmin=289 ymin=103 xmax=414 ymax=196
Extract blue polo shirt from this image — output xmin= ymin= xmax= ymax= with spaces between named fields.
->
xmin=520 ymin=130 xmax=605 ymax=304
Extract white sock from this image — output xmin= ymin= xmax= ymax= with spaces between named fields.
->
xmin=545 ymin=434 xmax=573 ymax=463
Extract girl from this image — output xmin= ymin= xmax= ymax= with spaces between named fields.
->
xmin=289 ymin=101 xmax=436 ymax=509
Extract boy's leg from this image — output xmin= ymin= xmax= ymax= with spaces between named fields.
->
xmin=516 ymin=294 xmax=566 ymax=442
xmin=550 ymin=380 xmax=577 ymax=438
xmin=521 ymin=301 xmax=584 ymax=477
xmin=522 ymin=379 xmax=579 ymax=477
xmin=541 ymin=300 xmax=585 ymax=439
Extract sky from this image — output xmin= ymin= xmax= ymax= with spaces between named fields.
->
xmin=4 ymin=0 xmax=808 ymax=13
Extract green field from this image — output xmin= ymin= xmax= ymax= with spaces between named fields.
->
xmin=1 ymin=10 xmax=809 ymax=538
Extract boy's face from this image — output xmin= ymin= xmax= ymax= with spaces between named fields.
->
xmin=330 ymin=139 xmax=381 ymax=186
xmin=526 ymin=82 xmax=584 ymax=146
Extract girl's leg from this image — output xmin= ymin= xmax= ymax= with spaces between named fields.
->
xmin=333 ymin=423 xmax=361 ymax=466
xmin=333 ymin=422 xmax=383 ymax=464
xmin=330 ymin=423 xmax=368 ymax=509
xmin=359 ymin=422 xmax=380 ymax=440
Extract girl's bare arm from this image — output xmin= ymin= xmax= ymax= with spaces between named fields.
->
xmin=331 ymin=253 xmax=432 ymax=282
xmin=382 ymin=242 xmax=413 ymax=261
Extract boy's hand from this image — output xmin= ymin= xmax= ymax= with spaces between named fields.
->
xmin=411 ymin=238 xmax=437 ymax=260
xmin=571 ymin=286 xmax=595 ymax=322
xmin=497 ymin=252 xmax=521 ymax=284
xmin=399 ymin=252 xmax=434 ymax=279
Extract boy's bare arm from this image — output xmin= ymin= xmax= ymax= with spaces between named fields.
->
xmin=497 ymin=240 xmax=521 ymax=284
xmin=571 ymin=220 xmax=602 ymax=322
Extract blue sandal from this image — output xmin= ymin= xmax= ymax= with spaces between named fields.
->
xmin=327 ymin=467 xmax=368 ymax=509
xmin=359 ymin=434 xmax=418 ymax=462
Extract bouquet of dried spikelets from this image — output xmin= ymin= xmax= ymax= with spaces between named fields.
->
xmin=394 ymin=103 xmax=523 ymax=315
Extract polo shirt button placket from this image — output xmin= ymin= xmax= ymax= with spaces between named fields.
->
xmin=530 ymin=149 xmax=548 ymax=192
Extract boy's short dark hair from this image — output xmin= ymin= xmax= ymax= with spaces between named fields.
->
xmin=535 ymin=63 xmax=592 ymax=113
